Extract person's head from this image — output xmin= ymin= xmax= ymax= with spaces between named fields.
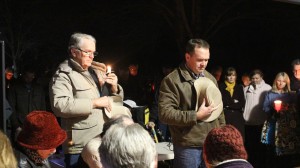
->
xmin=224 ymin=67 xmax=237 ymax=84
xmin=272 ymin=72 xmax=290 ymax=93
xmin=291 ymin=59 xmax=300 ymax=80
xmin=203 ymin=125 xmax=248 ymax=168
xmin=241 ymin=73 xmax=251 ymax=87
xmin=100 ymin=114 xmax=134 ymax=137
xmin=5 ymin=68 xmax=14 ymax=80
xmin=22 ymin=68 xmax=36 ymax=84
xmin=211 ymin=66 xmax=223 ymax=82
xmin=68 ymin=33 xmax=97 ymax=70
xmin=17 ymin=111 xmax=67 ymax=160
xmin=250 ymin=69 xmax=264 ymax=85
xmin=185 ymin=39 xmax=210 ymax=75
xmin=100 ymin=123 xmax=157 ymax=168
xmin=0 ymin=130 xmax=17 ymax=168
xmin=162 ymin=65 xmax=174 ymax=77
xmin=128 ymin=64 xmax=138 ymax=76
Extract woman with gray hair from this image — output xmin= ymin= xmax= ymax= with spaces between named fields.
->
xmin=80 ymin=114 xmax=134 ymax=168
xmin=99 ymin=123 xmax=157 ymax=168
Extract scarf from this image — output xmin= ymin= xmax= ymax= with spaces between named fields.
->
xmin=225 ymin=81 xmax=235 ymax=97
xmin=23 ymin=147 xmax=44 ymax=166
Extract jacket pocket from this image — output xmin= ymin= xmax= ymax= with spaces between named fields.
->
xmin=71 ymin=110 xmax=102 ymax=129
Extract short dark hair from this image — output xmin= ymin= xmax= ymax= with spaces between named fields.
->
xmin=291 ymin=59 xmax=300 ymax=67
xmin=250 ymin=69 xmax=264 ymax=78
xmin=186 ymin=39 xmax=210 ymax=55
xmin=224 ymin=67 xmax=236 ymax=79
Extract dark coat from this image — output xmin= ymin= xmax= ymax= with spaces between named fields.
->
xmin=219 ymin=82 xmax=245 ymax=139
xmin=8 ymin=80 xmax=46 ymax=129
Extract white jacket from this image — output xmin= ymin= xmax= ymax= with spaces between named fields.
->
xmin=243 ymin=80 xmax=271 ymax=125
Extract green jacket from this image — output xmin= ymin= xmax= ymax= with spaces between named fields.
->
xmin=158 ymin=63 xmax=225 ymax=147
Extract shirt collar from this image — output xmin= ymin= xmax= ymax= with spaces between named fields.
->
xmin=184 ymin=64 xmax=204 ymax=79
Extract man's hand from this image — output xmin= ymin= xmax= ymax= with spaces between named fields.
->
xmin=92 ymin=96 xmax=112 ymax=112
xmin=106 ymin=73 xmax=118 ymax=93
xmin=196 ymin=99 xmax=213 ymax=120
xmin=147 ymin=121 xmax=155 ymax=128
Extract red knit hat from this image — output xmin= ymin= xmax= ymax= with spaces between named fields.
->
xmin=203 ymin=125 xmax=247 ymax=164
xmin=17 ymin=111 xmax=67 ymax=150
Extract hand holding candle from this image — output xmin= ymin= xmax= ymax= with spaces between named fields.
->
xmin=274 ymin=100 xmax=282 ymax=112
xmin=107 ymin=65 xmax=111 ymax=74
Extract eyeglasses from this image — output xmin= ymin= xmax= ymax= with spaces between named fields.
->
xmin=76 ymin=48 xmax=98 ymax=57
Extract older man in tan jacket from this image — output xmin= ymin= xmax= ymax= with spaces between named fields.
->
xmin=49 ymin=32 xmax=123 ymax=167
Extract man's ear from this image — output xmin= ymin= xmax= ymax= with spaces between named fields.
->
xmin=185 ymin=53 xmax=190 ymax=61
xmin=70 ymin=48 xmax=77 ymax=57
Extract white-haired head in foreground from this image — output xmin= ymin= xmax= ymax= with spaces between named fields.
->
xmin=99 ymin=123 xmax=157 ymax=168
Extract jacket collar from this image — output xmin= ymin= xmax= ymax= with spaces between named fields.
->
xmin=179 ymin=63 xmax=208 ymax=82
xmin=179 ymin=63 xmax=194 ymax=82
xmin=69 ymin=58 xmax=87 ymax=72
xmin=57 ymin=59 xmax=87 ymax=73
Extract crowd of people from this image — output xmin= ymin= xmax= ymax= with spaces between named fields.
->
xmin=1 ymin=32 xmax=300 ymax=168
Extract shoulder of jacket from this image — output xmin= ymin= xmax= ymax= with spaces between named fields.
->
xmin=58 ymin=60 xmax=73 ymax=73
xmin=162 ymin=68 xmax=181 ymax=84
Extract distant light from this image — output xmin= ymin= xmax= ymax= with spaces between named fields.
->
xmin=274 ymin=0 xmax=300 ymax=5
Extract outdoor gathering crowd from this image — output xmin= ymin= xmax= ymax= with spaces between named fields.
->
xmin=1 ymin=32 xmax=300 ymax=168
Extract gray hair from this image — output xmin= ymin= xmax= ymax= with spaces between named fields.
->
xmin=99 ymin=123 xmax=157 ymax=168
xmin=186 ymin=39 xmax=210 ymax=55
xmin=100 ymin=114 xmax=133 ymax=137
xmin=68 ymin=32 xmax=96 ymax=55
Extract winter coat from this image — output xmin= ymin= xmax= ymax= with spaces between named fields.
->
xmin=243 ymin=80 xmax=271 ymax=125
xmin=49 ymin=59 xmax=123 ymax=154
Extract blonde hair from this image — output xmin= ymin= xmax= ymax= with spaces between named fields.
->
xmin=0 ymin=130 xmax=17 ymax=168
xmin=272 ymin=72 xmax=290 ymax=93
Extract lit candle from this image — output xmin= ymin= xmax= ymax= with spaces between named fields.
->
xmin=274 ymin=100 xmax=282 ymax=112
xmin=107 ymin=66 xmax=111 ymax=74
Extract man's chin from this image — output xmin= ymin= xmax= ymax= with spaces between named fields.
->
xmin=198 ymin=69 xmax=204 ymax=73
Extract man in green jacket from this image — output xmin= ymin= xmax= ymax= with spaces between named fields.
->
xmin=159 ymin=39 xmax=226 ymax=168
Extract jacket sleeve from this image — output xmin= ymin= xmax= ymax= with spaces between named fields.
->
xmin=158 ymin=77 xmax=197 ymax=126
xmin=49 ymin=72 xmax=94 ymax=118
xmin=263 ymin=92 xmax=272 ymax=113
xmin=111 ymin=84 xmax=124 ymax=99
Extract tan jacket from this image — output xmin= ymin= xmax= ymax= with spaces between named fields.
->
xmin=49 ymin=59 xmax=123 ymax=154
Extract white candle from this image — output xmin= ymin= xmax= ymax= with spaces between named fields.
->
xmin=107 ymin=66 xmax=111 ymax=74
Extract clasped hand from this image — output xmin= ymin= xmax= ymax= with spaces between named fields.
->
xmin=196 ymin=99 xmax=214 ymax=120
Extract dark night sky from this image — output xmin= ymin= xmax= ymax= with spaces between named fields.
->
xmin=1 ymin=0 xmax=300 ymax=83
